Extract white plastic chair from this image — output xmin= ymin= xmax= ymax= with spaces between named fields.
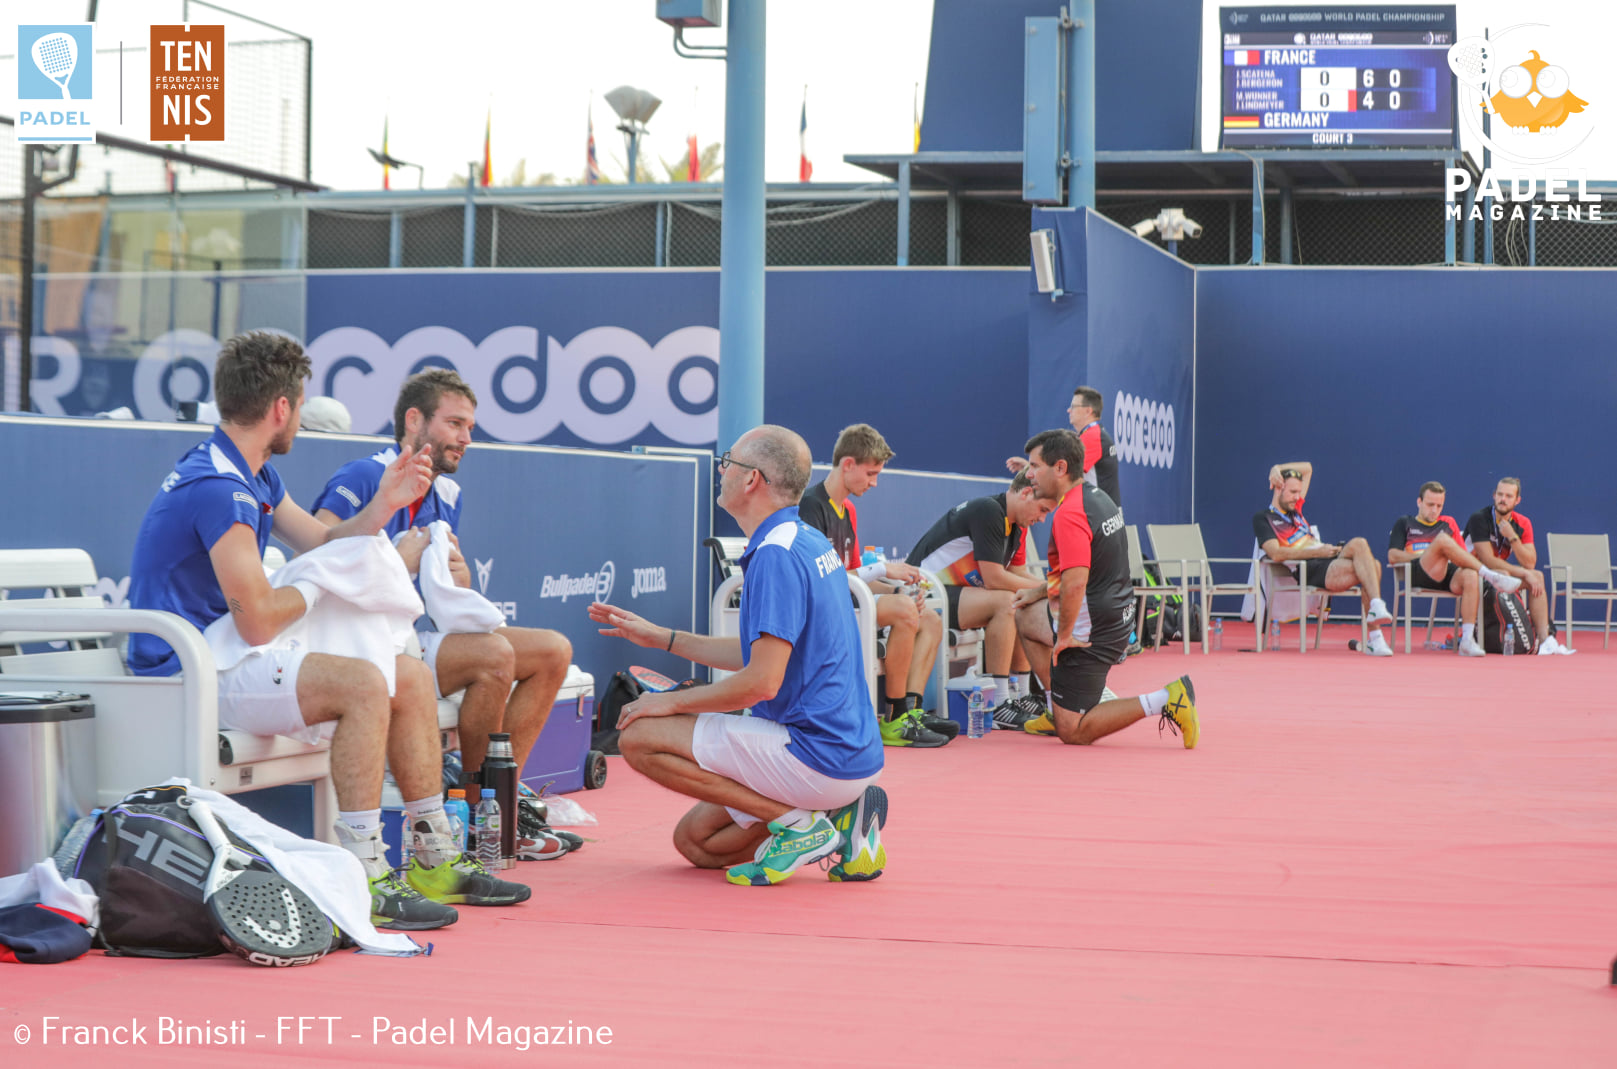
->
xmin=1547 ymin=534 xmax=1617 ymax=650
xmin=1144 ymin=524 xmax=1262 ymax=653
xmin=1389 ymin=561 xmax=1461 ymax=654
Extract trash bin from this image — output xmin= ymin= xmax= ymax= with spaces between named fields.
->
xmin=0 ymin=692 xmax=97 ymax=879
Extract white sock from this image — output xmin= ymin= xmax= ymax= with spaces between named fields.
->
xmin=776 ymin=808 xmax=813 ymax=830
xmin=337 ymin=808 xmax=381 ymax=836
xmin=1462 ymin=623 xmax=1477 ymax=644
xmin=1140 ymin=688 xmax=1170 ymax=717
xmin=1014 ymin=673 xmax=1031 ymax=697
xmin=992 ymin=675 xmax=1010 ymax=704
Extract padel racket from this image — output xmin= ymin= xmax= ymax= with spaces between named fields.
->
xmin=30 ymin=33 xmax=78 ymax=100
xmin=630 ymin=665 xmax=694 ymax=692
xmin=190 ymin=800 xmax=332 ymax=968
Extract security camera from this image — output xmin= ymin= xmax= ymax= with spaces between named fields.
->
xmin=1181 ymin=217 xmax=1203 ymax=239
xmin=1135 ymin=208 xmax=1204 ymax=243
xmin=1131 ymin=218 xmax=1157 ymax=238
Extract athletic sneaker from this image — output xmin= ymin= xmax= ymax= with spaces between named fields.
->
xmin=369 ymin=870 xmax=459 ymax=931
xmin=1367 ymin=599 xmax=1394 ymax=627
xmin=1160 ymin=675 xmax=1198 ymax=749
xmin=992 ymin=694 xmax=1045 ymax=731
xmin=1480 ymin=567 xmax=1522 ymax=594
xmin=1362 ymin=630 xmax=1394 ymax=657
xmin=408 ymin=853 xmax=533 ymax=906
xmin=515 ymin=829 xmax=570 ymax=861
xmin=725 ymin=813 xmax=841 ymax=886
xmin=880 ymin=710 xmax=949 ymax=748
xmin=1537 ymin=637 xmax=1577 ymax=656
xmin=1458 ymin=634 xmax=1486 ymax=657
xmin=918 ymin=713 xmax=960 ymax=739
xmin=518 ymin=792 xmax=584 ymax=852
xmin=826 ymin=785 xmax=888 ymax=882
xmin=1022 ymin=711 xmax=1057 ymax=736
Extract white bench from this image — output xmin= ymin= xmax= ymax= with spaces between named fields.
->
xmin=0 ymin=548 xmax=463 ymax=844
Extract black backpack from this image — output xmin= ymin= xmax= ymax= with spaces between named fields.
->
xmin=1139 ymin=564 xmax=1202 ymax=647
xmin=1481 ymin=584 xmax=1536 ymax=655
xmin=590 ymin=671 xmax=643 ymax=756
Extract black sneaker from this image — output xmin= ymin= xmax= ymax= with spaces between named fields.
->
xmin=991 ymin=694 xmax=1045 ymax=731
xmin=518 ymin=796 xmax=584 ymax=853
xmin=918 ymin=713 xmax=960 ymax=739
xmin=369 ymin=870 xmax=459 ymax=930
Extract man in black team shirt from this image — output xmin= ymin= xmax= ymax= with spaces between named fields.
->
xmin=1006 ymin=386 xmax=1121 ymax=508
xmin=1255 ymin=461 xmax=1395 ymax=656
xmin=798 ymin=423 xmax=949 ymax=747
xmin=1010 ymin=429 xmax=1198 ymax=747
xmin=1462 ymin=477 xmax=1572 ymax=655
xmin=906 ymin=470 xmax=1052 ymax=725
xmin=1388 ymin=480 xmax=1522 ymax=657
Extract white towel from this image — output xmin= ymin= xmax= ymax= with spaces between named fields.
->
xmin=156 ymin=779 xmax=425 ymax=957
xmin=0 ymin=861 xmax=99 ymax=928
xmin=204 ymin=536 xmax=423 ymax=743
xmin=416 ymin=520 xmax=506 ymax=634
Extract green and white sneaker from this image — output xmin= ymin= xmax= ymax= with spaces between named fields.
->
xmin=726 ymin=813 xmax=841 ymax=886
xmin=826 ymin=785 xmax=888 ymax=882
xmin=369 ymin=870 xmax=459 ymax=931
xmin=880 ymin=710 xmax=949 ymax=748
xmin=408 ymin=852 xmax=533 ymax=906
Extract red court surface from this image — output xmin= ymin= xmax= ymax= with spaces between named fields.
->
xmin=6 ymin=622 xmax=1617 ymax=1067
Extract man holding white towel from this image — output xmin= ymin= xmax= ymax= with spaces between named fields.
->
xmin=313 ymin=368 xmax=577 ymax=860
xmin=129 ymin=332 xmax=530 ymax=932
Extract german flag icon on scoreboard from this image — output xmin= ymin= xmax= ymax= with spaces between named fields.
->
xmin=1224 ymin=116 xmax=1260 ymax=128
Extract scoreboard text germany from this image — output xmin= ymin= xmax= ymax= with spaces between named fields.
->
xmin=1219 ymin=6 xmax=1456 ymax=149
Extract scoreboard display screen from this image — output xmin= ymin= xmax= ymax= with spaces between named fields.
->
xmin=1219 ymin=5 xmax=1456 ymax=149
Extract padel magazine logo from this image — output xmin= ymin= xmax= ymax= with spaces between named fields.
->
xmin=15 ymin=24 xmax=95 ymax=144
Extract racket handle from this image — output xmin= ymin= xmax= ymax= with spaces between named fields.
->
xmin=190 ymin=799 xmax=231 ymax=852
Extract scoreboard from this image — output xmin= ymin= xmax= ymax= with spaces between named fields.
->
xmin=1219 ymin=5 xmax=1456 ymax=149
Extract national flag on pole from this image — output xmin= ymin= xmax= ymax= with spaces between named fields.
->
xmin=586 ymin=103 xmax=602 ymax=185
xmin=381 ymin=116 xmax=391 ymax=190
xmin=798 ymin=89 xmax=812 ymax=183
xmin=687 ymin=131 xmax=700 ymax=182
xmin=913 ymin=84 xmax=922 ymax=152
xmin=481 ymin=108 xmax=492 ymax=187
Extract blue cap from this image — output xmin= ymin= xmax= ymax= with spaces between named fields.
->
xmin=481 ymin=788 xmax=496 ymax=798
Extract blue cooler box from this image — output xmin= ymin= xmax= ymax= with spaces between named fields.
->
xmin=945 ymin=676 xmax=984 ymax=735
xmin=520 ymin=666 xmax=599 ymax=796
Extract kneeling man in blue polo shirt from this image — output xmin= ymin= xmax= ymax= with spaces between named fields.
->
xmin=587 ymin=425 xmax=887 ymax=886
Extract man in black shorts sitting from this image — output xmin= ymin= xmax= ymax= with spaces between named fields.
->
xmin=906 ymin=469 xmax=1051 ymax=725
xmin=1462 ymin=477 xmax=1571 ymax=655
xmin=1255 ymin=461 xmax=1394 ymax=655
xmin=1388 ymin=480 xmax=1522 ymax=657
xmin=1010 ymin=429 xmax=1197 ymax=747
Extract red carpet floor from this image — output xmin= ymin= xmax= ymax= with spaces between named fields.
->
xmin=7 ymin=622 xmax=1617 ymax=1067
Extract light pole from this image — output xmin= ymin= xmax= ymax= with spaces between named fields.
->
xmin=605 ymin=85 xmax=662 ymax=183
xmin=367 ymin=147 xmax=424 ymax=189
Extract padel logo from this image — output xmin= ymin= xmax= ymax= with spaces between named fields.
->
xmin=1445 ymin=25 xmax=1601 ymax=222
xmin=15 ymin=24 xmax=95 ymax=144
xmin=150 ymin=24 xmax=226 ymax=142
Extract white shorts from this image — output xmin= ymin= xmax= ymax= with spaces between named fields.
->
xmin=691 ymin=712 xmax=879 ymax=828
xmin=417 ymin=630 xmax=448 ymax=699
xmin=215 ymin=645 xmax=335 ymax=745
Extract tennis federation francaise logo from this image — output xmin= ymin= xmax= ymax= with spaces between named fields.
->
xmin=15 ymin=24 xmax=95 ymax=144
xmin=149 ymin=24 xmax=226 ymax=142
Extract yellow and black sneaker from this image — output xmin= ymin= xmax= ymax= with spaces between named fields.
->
xmin=1160 ymin=675 xmax=1198 ymax=749
xmin=408 ymin=852 xmax=533 ymax=906
xmin=879 ymin=710 xmax=949 ymax=748
xmin=1022 ymin=710 xmax=1058 ymax=736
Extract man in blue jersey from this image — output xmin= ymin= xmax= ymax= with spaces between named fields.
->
xmin=311 ymin=369 xmax=575 ymax=860
xmin=128 ymin=332 xmax=529 ymax=932
xmin=586 ymin=425 xmax=888 ymax=887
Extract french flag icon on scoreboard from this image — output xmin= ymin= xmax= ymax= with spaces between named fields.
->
xmin=1230 ymin=50 xmax=1262 ymax=65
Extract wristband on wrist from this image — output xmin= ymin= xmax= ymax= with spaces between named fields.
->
xmin=666 ymin=628 xmax=677 ymax=652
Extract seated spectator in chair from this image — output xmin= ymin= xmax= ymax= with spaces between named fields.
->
xmin=906 ymin=469 xmax=1052 ymax=728
xmin=1388 ymin=480 xmax=1522 ymax=657
xmin=797 ymin=423 xmax=950 ymax=748
xmin=1256 ymin=461 xmax=1394 ymax=656
xmin=1007 ymin=385 xmax=1120 ymax=508
xmin=1010 ymin=430 xmax=1198 ymax=747
xmin=128 ymin=332 xmax=529 ymax=933
xmin=588 ymin=425 xmax=888 ymax=887
xmin=1463 ymin=477 xmax=1572 ymax=655
xmin=312 ymin=369 xmax=578 ymax=859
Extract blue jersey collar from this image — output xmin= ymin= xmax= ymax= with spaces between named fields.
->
xmin=740 ymin=506 xmax=801 ymax=565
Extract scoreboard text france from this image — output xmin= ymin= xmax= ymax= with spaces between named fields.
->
xmin=1219 ymin=6 xmax=1457 ymax=149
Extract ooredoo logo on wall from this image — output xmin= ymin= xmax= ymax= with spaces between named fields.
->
xmin=149 ymin=24 xmax=226 ymax=142
xmin=1112 ymin=391 xmax=1175 ymax=469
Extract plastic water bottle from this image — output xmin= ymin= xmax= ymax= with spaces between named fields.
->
xmin=399 ymin=817 xmax=415 ymax=872
xmin=967 ymin=682 xmax=990 ymax=739
xmin=1212 ymin=618 xmax=1224 ymax=651
xmin=475 ymin=788 xmax=502 ymax=870
xmin=1503 ymin=624 xmax=1516 ymax=656
xmin=445 ymin=789 xmax=471 ymax=854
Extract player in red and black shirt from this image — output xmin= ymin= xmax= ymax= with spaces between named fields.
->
xmin=1006 ymin=386 xmax=1120 ymax=507
xmin=1462 ymin=476 xmax=1569 ymax=654
xmin=1387 ymin=480 xmax=1522 ymax=657
xmin=1254 ymin=461 xmax=1395 ymax=655
xmin=1011 ymin=429 xmax=1197 ymax=747
xmin=797 ymin=423 xmax=949 ymax=745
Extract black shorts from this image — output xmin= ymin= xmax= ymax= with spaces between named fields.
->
xmin=1411 ymin=561 xmax=1459 ymax=592
xmin=1049 ymin=642 xmax=1127 ymax=715
xmin=943 ymin=583 xmax=964 ymax=631
xmin=1299 ymin=558 xmax=1333 ymax=588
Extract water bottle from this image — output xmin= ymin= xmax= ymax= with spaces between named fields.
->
xmin=481 ymin=732 xmax=520 ymax=868
xmin=475 ymin=788 xmax=502 ymax=870
xmin=1503 ymin=624 xmax=1516 ymax=656
xmin=399 ymin=816 xmax=415 ymax=872
xmin=1212 ymin=618 xmax=1224 ymax=651
xmin=445 ymin=789 xmax=471 ymax=854
xmin=967 ymin=682 xmax=990 ymax=739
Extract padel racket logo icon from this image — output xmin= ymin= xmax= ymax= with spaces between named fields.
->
xmin=15 ymin=25 xmax=95 ymax=144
